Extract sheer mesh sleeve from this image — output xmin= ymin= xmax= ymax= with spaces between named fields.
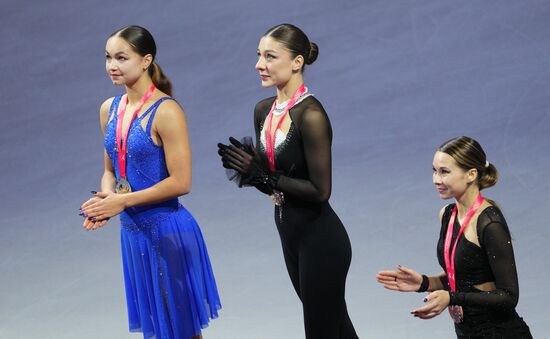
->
xmin=449 ymin=207 xmax=519 ymax=311
xmin=252 ymin=99 xmax=276 ymax=195
xmin=275 ymin=103 xmax=332 ymax=203
xmin=439 ymin=275 xmax=449 ymax=290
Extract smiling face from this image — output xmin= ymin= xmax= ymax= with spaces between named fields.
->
xmin=105 ymin=36 xmax=152 ymax=86
xmin=432 ymin=151 xmax=478 ymax=200
xmin=255 ymin=36 xmax=303 ymax=88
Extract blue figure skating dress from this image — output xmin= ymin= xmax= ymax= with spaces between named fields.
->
xmin=104 ymin=95 xmax=221 ymax=339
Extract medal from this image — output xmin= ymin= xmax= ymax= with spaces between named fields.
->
xmin=270 ymin=191 xmax=285 ymax=221
xmin=443 ymin=193 xmax=484 ymax=324
xmin=114 ymin=83 xmax=156 ymax=193
xmin=449 ymin=305 xmax=464 ymax=323
xmin=115 ymin=178 xmax=132 ymax=194
xmin=270 ymin=191 xmax=285 ymax=206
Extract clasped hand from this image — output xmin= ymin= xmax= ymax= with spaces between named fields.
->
xmin=411 ymin=290 xmax=449 ymax=319
xmin=217 ymin=137 xmax=255 ymax=175
xmin=80 ymin=191 xmax=126 ymax=230
xmin=217 ymin=137 xmax=279 ymax=189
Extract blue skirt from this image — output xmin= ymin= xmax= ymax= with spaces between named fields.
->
xmin=119 ymin=203 xmax=221 ymax=339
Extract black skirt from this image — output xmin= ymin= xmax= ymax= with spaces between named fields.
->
xmin=455 ymin=309 xmax=532 ymax=339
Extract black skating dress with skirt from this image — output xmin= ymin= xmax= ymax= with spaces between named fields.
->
xmin=437 ymin=204 xmax=531 ymax=338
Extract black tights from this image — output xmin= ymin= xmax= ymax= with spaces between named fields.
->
xmin=277 ymin=204 xmax=358 ymax=339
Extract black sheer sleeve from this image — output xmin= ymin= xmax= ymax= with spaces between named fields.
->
xmin=275 ymin=102 xmax=332 ymax=203
xmin=252 ymin=98 xmax=276 ymax=195
xmin=439 ymin=275 xmax=449 ymax=290
xmin=449 ymin=207 xmax=520 ymax=311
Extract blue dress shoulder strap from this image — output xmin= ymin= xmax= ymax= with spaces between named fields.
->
xmin=141 ymin=97 xmax=176 ymax=136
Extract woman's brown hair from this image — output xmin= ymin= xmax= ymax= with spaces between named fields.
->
xmin=111 ymin=25 xmax=173 ymax=96
xmin=263 ymin=23 xmax=319 ymax=73
xmin=439 ymin=136 xmax=499 ymax=204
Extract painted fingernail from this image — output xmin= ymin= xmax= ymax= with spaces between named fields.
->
xmin=89 ymin=217 xmax=97 ymax=222
xmin=423 ymin=298 xmax=427 ymax=302
xmin=90 ymin=191 xmax=97 ymax=194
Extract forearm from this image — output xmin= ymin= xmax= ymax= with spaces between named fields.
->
xmin=251 ymin=182 xmax=273 ymax=195
xmin=122 ymin=176 xmax=190 ymax=208
xmin=101 ymin=171 xmax=116 ymax=193
xmin=276 ymin=175 xmax=330 ymax=203
xmin=449 ymin=288 xmax=518 ymax=310
xmin=427 ymin=272 xmax=447 ymax=292
xmin=448 ymin=220 xmax=520 ymax=310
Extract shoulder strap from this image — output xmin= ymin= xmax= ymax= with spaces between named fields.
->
xmin=144 ymin=97 xmax=176 ymax=136
xmin=107 ymin=95 xmax=123 ymax=124
xmin=442 ymin=204 xmax=455 ymax=229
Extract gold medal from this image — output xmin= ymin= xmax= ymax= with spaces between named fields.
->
xmin=115 ymin=178 xmax=132 ymax=194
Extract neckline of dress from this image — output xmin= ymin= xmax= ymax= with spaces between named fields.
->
xmin=272 ymin=93 xmax=311 ymax=116
xmin=275 ymin=99 xmax=290 ymax=109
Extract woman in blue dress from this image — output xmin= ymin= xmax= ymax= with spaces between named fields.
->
xmin=80 ymin=25 xmax=221 ymax=339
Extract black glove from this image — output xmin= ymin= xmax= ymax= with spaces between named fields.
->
xmin=217 ymin=137 xmax=280 ymax=191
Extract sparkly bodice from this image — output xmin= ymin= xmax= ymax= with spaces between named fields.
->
xmin=253 ymin=94 xmax=334 ymax=206
xmin=436 ymin=204 xmax=525 ymax=335
xmin=260 ymin=129 xmax=287 ymax=149
xmin=259 ymin=94 xmax=312 ymax=150
xmin=105 ymin=95 xmax=178 ymax=224
xmin=437 ymin=204 xmax=496 ymax=291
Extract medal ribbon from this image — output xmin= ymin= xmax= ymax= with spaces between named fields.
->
xmin=443 ymin=193 xmax=484 ymax=292
xmin=265 ymin=84 xmax=308 ymax=172
xmin=116 ymin=83 xmax=155 ymax=179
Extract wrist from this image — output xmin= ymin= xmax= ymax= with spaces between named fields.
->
xmin=120 ymin=192 xmax=132 ymax=209
xmin=448 ymin=291 xmax=454 ymax=305
xmin=448 ymin=291 xmax=464 ymax=306
xmin=268 ymin=172 xmax=280 ymax=189
xmin=416 ymin=274 xmax=429 ymax=292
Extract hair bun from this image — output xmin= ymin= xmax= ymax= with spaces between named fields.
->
xmin=306 ymin=42 xmax=319 ymax=65
xmin=479 ymin=162 xmax=498 ymax=190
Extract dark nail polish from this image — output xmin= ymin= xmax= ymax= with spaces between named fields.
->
xmin=90 ymin=191 xmax=97 ymax=194
xmin=423 ymin=298 xmax=427 ymax=302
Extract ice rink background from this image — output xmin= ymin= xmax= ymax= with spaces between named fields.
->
xmin=1 ymin=0 xmax=549 ymax=338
